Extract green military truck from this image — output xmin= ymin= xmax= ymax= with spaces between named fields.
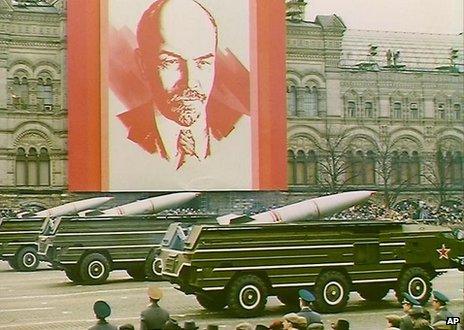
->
xmin=158 ymin=221 xmax=464 ymax=317
xmin=37 ymin=214 xmax=214 ymax=284
xmin=0 ymin=217 xmax=47 ymax=271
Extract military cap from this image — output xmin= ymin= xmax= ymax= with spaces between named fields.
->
xmin=93 ymin=300 xmax=111 ymax=319
xmin=432 ymin=291 xmax=449 ymax=305
xmin=298 ymin=289 xmax=316 ymax=302
xmin=402 ymin=292 xmax=420 ymax=306
xmin=147 ymin=285 xmax=163 ymax=300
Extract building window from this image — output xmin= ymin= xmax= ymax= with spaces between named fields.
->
xmin=365 ymin=150 xmax=376 ymax=184
xmin=307 ymin=150 xmax=317 ymax=185
xmin=365 ymin=102 xmax=373 ymax=118
xmin=15 ymin=147 xmax=51 ymax=187
xmin=12 ymin=76 xmax=29 ymax=110
xmin=393 ymin=102 xmax=402 ymax=119
xmin=286 ymin=86 xmax=297 ymax=116
xmin=347 ymin=101 xmax=356 ymax=117
xmin=410 ymin=103 xmax=419 ymax=119
xmin=454 ymin=104 xmax=461 ymax=120
xmin=287 ymin=150 xmax=295 ymax=185
xmin=437 ymin=103 xmax=445 ymax=119
xmin=37 ymin=77 xmax=53 ymax=111
xmin=304 ymin=86 xmax=318 ymax=117
xmin=295 ymin=150 xmax=306 ymax=184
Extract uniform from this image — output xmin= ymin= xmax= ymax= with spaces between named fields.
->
xmin=298 ymin=307 xmax=322 ymax=325
xmin=88 ymin=320 xmax=118 ymax=330
xmin=140 ymin=303 xmax=170 ymax=330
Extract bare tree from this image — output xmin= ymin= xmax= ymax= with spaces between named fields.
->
xmin=316 ymin=127 xmax=354 ymax=194
xmin=421 ymin=147 xmax=454 ymax=206
xmin=374 ymin=132 xmax=412 ymax=209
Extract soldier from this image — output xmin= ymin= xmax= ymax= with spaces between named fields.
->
xmin=400 ymin=293 xmax=421 ymax=330
xmin=431 ymin=291 xmax=456 ymax=329
xmin=297 ymin=289 xmax=323 ymax=326
xmin=140 ymin=286 xmax=170 ymax=330
xmin=89 ymin=300 xmax=118 ymax=330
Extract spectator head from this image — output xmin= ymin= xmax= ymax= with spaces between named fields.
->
xmin=119 ymin=324 xmax=135 ymax=330
xmin=331 ymin=319 xmax=349 ymax=330
xmin=402 ymin=293 xmax=420 ymax=312
xmin=268 ymin=320 xmax=283 ymax=330
xmin=298 ymin=289 xmax=315 ymax=307
xmin=282 ymin=313 xmax=307 ymax=330
xmin=147 ymin=285 xmax=163 ymax=303
xmin=386 ymin=314 xmax=401 ymax=328
xmin=183 ymin=320 xmax=199 ymax=330
xmin=93 ymin=300 xmax=111 ymax=320
xmin=235 ymin=322 xmax=253 ymax=330
xmin=163 ymin=319 xmax=182 ymax=330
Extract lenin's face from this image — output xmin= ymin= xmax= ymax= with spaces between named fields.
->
xmin=139 ymin=0 xmax=216 ymax=127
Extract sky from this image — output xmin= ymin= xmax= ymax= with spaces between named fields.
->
xmin=307 ymin=0 xmax=463 ymax=35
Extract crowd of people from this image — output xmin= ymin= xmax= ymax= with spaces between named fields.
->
xmin=88 ymin=286 xmax=462 ymax=330
xmin=333 ymin=200 xmax=463 ymax=226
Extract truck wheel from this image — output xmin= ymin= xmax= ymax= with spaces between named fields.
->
xmin=314 ymin=271 xmax=350 ymax=313
xmin=126 ymin=267 xmax=146 ymax=281
xmin=395 ymin=267 xmax=431 ymax=305
xmin=196 ymin=294 xmax=227 ymax=311
xmin=79 ymin=253 xmax=110 ymax=285
xmin=65 ymin=266 xmax=83 ymax=284
xmin=358 ymin=285 xmax=389 ymax=301
xmin=7 ymin=258 xmax=18 ymax=270
xmin=227 ymin=274 xmax=268 ymax=317
xmin=15 ymin=246 xmax=39 ymax=271
xmin=145 ymin=251 xmax=163 ymax=281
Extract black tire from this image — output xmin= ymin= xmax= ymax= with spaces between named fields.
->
xmin=227 ymin=274 xmax=268 ymax=317
xmin=358 ymin=285 xmax=390 ymax=301
xmin=145 ymin=250 xmax=163 ymax=281
xmin=395 ymin=267 xmax=432 ymax=305
xmin=7 ymin=258 xmax=18 ymax=270
xmin=277 ymin=293 xmax=299 ymax=307
xmin=65 ymin=266 xmax=83 ymax=284
xmin=313 ymin=271 xmax=350 ymax=313
xmin=78 ymin=253 xmax=111 ymax=285
xmin=15 ymin=246 xmax=39 ymax=271
xmin=126 ymin=267 xmax=146 ymax=281
xmin=196 ymin=293 xmax=227 ymax=311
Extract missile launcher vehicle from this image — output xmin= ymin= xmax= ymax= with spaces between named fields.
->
xmin=158 ymin=220 xmax=464 ymax=317
xmin=37 ymin=214 xmax=217 ymax=284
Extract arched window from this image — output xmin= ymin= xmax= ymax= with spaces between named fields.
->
xmin=287 ymin=150 xmax=296 ymax=185
xmin=365 ymin=150 xmax=376 ymax=184
xmin=15 ymin=147 xmax=51 ymax=187
xmin=27 ymin=148 xmax=39 ymax=186
xmin=347 ymin=101 xmax=356 ymax=117
xmin=39 ymin=148 xmax=51 ymax=186
xmin=303 ymin=86 xmax=318 ymax=117
xmin=295 ymin=150 xmax=306 ymax=184
xmin=37 ymin=77 xmax=53 ymax=111
xmin=12 ymin=76 xmax=29 ymax=109
xmin=399 ymin=151 xmax=410 ymax=183
xmin=286 ymin=86 xmax=297 ymax=116
xmin=454 ymin=104 xmax=461 ymax=120
xmin=393 ymin=102 xmax=402 ymax=119
xmin=307 ymin=150 xmax=317 ymax=185
xmin=410 ymin=151 xmax=420 ymax=184
xmin=410 ymin=103 xmax=419 ymax=119
xmin=365 ymin=102 xmax=373 ymax=118
xmin=437 ymin=103 xmax=446 ymax=119
xmin=15 ymin=148 xmax=27 ymax=186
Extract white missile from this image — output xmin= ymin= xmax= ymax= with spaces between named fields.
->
xmin=25 ymin=197 xmax=114 ymax=218
xmin=217 ymin=191 xmax=376 ymax=225
xmin=96 ymin=192 xmax=200 ymax=216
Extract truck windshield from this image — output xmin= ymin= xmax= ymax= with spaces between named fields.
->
xmin=162 ymin=223 xmax=187 ymax=250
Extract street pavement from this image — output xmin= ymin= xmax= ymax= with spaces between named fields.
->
xmin=0 ymin=261 xmax=462 ymax=329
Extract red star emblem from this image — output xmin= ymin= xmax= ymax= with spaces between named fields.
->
xmin=436 ymin=244 xmax=451 ymax=259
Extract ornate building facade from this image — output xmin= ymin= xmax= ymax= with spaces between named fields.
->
xmin=0 ymin=0 xmax=462 ymax=209
xmin=286 ymin=1 xmax=463 ymax=206
xmin=0 ymin=0 xmax=66 ymax=208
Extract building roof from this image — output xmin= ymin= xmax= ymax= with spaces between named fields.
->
xmin=340 ymin=29 xmax=464 ymax=72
